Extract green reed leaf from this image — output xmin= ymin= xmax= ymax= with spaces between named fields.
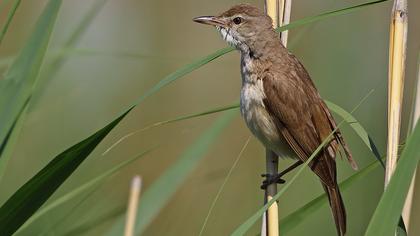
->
xmin=0 ymin=0 xmax=63 ymax=187
xmin=105 ymin=111 xmax=236 ymax=236
xmin=38 ymin=0 xmax=109 ymax=87
xmin=104 ymin=100 xmax=382 ymax=170
xmin=0 ymin=0 xmax=22 ymax=46
xmin=0 ymin=108 xmax=130 ymax=235
xmin=280 ymin=160 xmax=381 ymax=235
xmin=15 ymin=148 xmax=154 ymax=235
xmin=0 ymin=0 xmax=61 ymax=157
xmin=325 ymin=101 xmax=384 ymax=167
xmin=275 ymin=0 xmax=389 ymax=33
xmin=364 ymin=122 xmax=420 ymax=236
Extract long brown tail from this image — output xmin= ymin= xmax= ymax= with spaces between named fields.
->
xmin=323 ymin=183 xmax=346 ymax=236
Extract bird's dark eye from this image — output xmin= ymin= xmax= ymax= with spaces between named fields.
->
xmin=233 ymin=17 xmax=242 ymax=25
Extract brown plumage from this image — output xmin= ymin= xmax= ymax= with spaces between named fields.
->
xmin=194 ymin=4 xmax=358 ymax=236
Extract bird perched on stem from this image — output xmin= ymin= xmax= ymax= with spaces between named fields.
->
xmin=193 ymin=4 xmax=358 ymax=236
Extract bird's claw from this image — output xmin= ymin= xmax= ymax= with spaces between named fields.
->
xmin=260 ymin=173 xmax=286 ymax=189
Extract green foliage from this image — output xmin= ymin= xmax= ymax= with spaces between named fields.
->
xmin=62 ymin=206 xmax=125 ymax=236
xmin=0 ymin=0 xmax=22 ymax=45
xmin=130 ymin=47 xmax=234 ymax=108
xmin=280 ymin=160 xmax=381 ymax=234
xmin=365 ymin=123 xmax=420 ymax=236
xmin=275 ymin=0 xmax=390 ymax=33
xmin=325 ymin=101 xmax=383 ymax=167
xmin=105 ymin=110 xmax=237 ymax=235
xmin=38 ymin=0 xmax=110 ymax=87
xmin=0 ymin=0 xmax=62 ymax=174
xmin=15 ymin=148 xmax=154 ymax=234
xmin=0 ymin=0 xmax=61 ymax=145
xmin=0 ymin=110 xmax=130 ymax=235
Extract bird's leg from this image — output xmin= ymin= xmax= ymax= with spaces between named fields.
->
xmin=261 ymin=160 xmax=303 ymax=189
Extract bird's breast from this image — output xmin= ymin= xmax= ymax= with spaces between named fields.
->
xmin=240 ymin=58 xmax=295 ymax=158
xmin=240 ymin=56 xmax=275 ymax=140
xmin=240 ymin=79 xmax=277 ymax=142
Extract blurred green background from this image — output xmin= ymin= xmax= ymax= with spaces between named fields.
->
xmin=0 ymin=0 xmax=419 ymax=235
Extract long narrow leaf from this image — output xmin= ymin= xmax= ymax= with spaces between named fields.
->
xmin=103 ymin=103 xmax=240 ymax=154
xmin=0 ymin=0 xmax=22 ymax=46
xmin=105 ymin=100 xmax=381 ymax=168
xmin=0 ymin=0 xmax=62 ymax=185
xmin=0 ymin=0 xmax=109 ymax=179
xmin=199 ymin=137 xmax=251 ymax=236
xmin=105 ymin=110 xmax=237 ymax=236
xmin=0 ymin=109 xmax=130 ymax=235
xmin=38 ymin=182 xmax=102 ymax=235
xmin=364 ymin=123 xmax=420 ymax=236
xmin=275 ymin=0 xmax=389 ymax=33
xmin=0 ymin=0 xmax=61 ymax=154
xmin=130 ymin=47 xmax=234 ymax=108
xmin=0 ymin=100 xmax=29 ymax=181
xmin=15 ymin=147 xmax=154 ymax=234
xmin=325 ymin=101 xmax=384 ymax=167
xmin=280 ymin=160 xmax=381 ymax=235
xmin=38 ymin=0 xmax=109 ymax=87
xmin=0 ymin=98 xmax=28 ymax=157
xmin=63 ymin=206 xmax=125 ymax=236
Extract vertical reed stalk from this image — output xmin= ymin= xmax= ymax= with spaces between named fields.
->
xmin=280 ymin=0 xmax=292 ymax=46
xmin=124 ymin=176 xmax=142 ymax=236
xmin=262 ymin=1 xmax=292 ymax=236
xmin=385 ymin=0 xmax=407 ymax=186
xmin=265 ymin=0 xmax=279 ymax=28
xmin=264 ymin=150 xmax=279 ymax=236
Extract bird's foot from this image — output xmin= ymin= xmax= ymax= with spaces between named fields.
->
xmin=260 ymin=173 xmax=286 ymax=190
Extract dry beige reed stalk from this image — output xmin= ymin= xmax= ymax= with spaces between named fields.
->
xmin=280 ymin=0 xmax=292 ymax=46
xmin=124 ymin=175 xmax=142 ymax=236
xmin=385 ymin=0 xmax=407 ymax=186
xmin=262 ymin=1 xmax=292 ymax=236
xmin=263 ymin=150 xmax=280 ymax=236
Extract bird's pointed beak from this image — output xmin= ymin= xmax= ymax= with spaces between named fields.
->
xmin=193 ymin=16 xmax=226 ymax=27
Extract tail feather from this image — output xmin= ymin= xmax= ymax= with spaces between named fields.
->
xmin=323 ymin=184 xmax=346 ymax=236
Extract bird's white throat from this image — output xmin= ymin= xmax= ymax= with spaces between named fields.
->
xmin=216 ymin=26 xmax=237 ymax=46
xmin=216 ymin=26 xmax=250 ymax=53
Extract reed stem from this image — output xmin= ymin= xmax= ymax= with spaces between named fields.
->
xmin=262 ymin=1 xmax=292 ymax=235
xmin=385 ymin=0 xmax=407 ymax=186
xmin=124 ymin=176 xmax=142 ymax=236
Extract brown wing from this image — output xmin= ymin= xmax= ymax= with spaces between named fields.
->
xmin=261 ymin=56 xmax=357 ymax=186
xmin=294 ymin=57 xmax=358 ymax=170
xmin=318 ymin=99 xmax=358 ymax=170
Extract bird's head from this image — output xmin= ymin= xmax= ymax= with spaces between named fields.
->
xmin=193 ymin=4 xmax=274 ymax=54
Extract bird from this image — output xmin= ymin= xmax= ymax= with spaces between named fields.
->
xmin=193 ymin=4 xmax=358 ymax=236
